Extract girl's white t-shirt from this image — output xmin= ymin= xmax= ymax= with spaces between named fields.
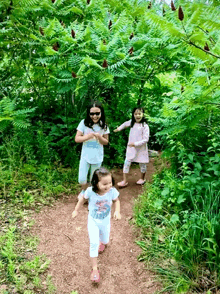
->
xmin=84 ymin=187 xmax=119 ymax=220
xmin=77 ymin=119 xmax=110 ymax=164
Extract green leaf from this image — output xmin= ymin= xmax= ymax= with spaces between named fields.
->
xmin=82 ymin=56 xmax=102 ymax=68
xmin=170 ymin=214 xmax=179 ymax=223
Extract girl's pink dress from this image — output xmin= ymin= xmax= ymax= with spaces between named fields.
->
xmin=117 ymin=120 xmax=149 ymax=163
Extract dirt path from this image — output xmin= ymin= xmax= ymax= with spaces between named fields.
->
xmin=32 ymin=159 xmax=160 ymax=294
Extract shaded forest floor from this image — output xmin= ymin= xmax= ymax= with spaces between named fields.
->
xmin=32 ymin=158 xmax=161 ymax=294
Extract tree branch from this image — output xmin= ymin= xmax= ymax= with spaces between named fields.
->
xmin=188 ymin=41 xmax=220 ymax=59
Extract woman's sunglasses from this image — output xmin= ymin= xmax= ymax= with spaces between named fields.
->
xmin=90 ymin=112 xmax=101 ymax=116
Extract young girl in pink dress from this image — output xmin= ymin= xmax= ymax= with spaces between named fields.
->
xmin=114 ymin=107 xmax=150 ymax=187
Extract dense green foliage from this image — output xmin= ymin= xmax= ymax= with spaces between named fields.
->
xmin=0 ymin=0 xmax=220 ymax=292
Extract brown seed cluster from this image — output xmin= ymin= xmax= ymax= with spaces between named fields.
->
xmin=204 ymin=43 xmax=210 ymax=51
xmin=171 ymin=0 xmax=176 ymax=11
xmin=108 ymin=20 xmax=112 ymax=30
xmin=72 ymin=72 xmax=77 ymax=78
xmin=178 ymin=6 xmax=184 ymax=21
xmin=128 ymin=47 xmax=133 ymax=55
xmin=53 ymin=42 xmax=59 ymax=51
xmin=39 ymin=27 xmax=44 ymax=36
xmin=71 ymin=29 xmax=75 ymax=38
xmin=102 ymin=59 xmax=108 ymax=68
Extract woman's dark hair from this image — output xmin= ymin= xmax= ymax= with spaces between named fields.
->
xmin=131 ymin=107 xmax=146 ymax=127
xmin=91 ymin=167 xmax=115 ymax=193
xmin=84 ymin=100 xmax=107 ymax=130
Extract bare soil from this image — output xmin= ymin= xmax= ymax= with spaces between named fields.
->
xmin=32 ymin=159 xmax=161 ymax=294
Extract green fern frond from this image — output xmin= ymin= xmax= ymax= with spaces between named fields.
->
xmin=58 ymin=70 xmax=72 ymax=79
xmin=15 ymin=0 xmax=41 ymax=8
xmin=0 ymin=120 xmax=10 ymax=132
xmin=108 ymin=58 xmax=128 ymax=70
xmin=75 ymin=0 xmax=86 ymax=10
xmin=68 ymin=54 xmax=82 ymax=67
xmin=146 ymin=11 xmax=184 ymax=39
xmin=13 ymin=119 xmax=30 ymax=128
xmin=54 ymin=77 xmax=73 ymax=83
xmin=14 ymin=108 xmax=36 ymax=116
xmin=91 ymin=19 xmax=109 ymax=38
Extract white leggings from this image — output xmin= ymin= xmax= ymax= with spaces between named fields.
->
xmin=78 ymin=157 xmax=102 ymax=184
xmin=123 ymin=159 xmax=147 ymax=174
xmin=87 ymin=215 xmax=110 ymax=258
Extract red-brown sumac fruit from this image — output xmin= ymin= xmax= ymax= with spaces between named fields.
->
xmin=71 ymin=29 xmax=75 ymax=38
xmin=108 ymin=20 xmax=112 ymax=30
xmin=51 ymin=0 xmax=55 ymax=3
xmin=72 ymin=72 xmax=77 ymax=78
xmin=102 ymin=59 xmax=108 ymax=68
xmin=181 ymin=85 xmax=184 ymax=93
xmin=60 ymin=20 xmax=64 ymax=26
xmin=128 ymin=47 xmax=133 ymax=55
xmin=171 ymin=0 xmax=176 ymax=11
xmin=148 ymin=2 xmax=151 ymax=9
xmin=53 ymin=42 xmax=59 ymax=51
xmin=103 ymin=39 xmax=106 ymax=44
xmin=204 ymin=43 xmax=210 ymax=51
xmin=163 ymin=8 xmax=166 ymax=16
xmin=129 ymin=32 xmax=134 ymax=40
xmin=87 ymin=0 xmax=91 ymax=3
xmin=178 ymin=6 xmax=184 ymax=21
xmin=39 ymin=27 xmax=44 ymax=36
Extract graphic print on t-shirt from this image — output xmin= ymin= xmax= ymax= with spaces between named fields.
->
xmin=86 ymin=140 xmax=99 ymax=149
xmin=91 ymin=199 xmax=111 ymax=219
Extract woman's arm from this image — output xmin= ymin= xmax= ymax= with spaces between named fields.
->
xmin=75 ymin=130 xmax=95 ymax=143
xmin=113 ymin=198 xmax=121 ymax=220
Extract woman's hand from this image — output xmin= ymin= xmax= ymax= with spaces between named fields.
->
xmin=113 ymin=128 xmax=119 ymax=132
xmin=128 ymin=142 xmax=135 ymax=147
xmin=114 ymin=211 xmax=121 ymax=220
xmin=72 ymin=210 xmax=78 ymax=219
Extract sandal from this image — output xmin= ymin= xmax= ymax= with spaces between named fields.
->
xmin=136 ymin=179 xmax=146 ymax=185
xmin=117 ymin=180 xmax=128 ymax=188
xmin=90 ymin=269 xmax=100 ymax=283
xmin=98 ymin=243 xmax=105 ymax=253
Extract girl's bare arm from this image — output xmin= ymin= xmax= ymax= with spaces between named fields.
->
xmin=114 ymin=120 xmax=131 ymax=132
xmin=94 ymin=133 xmax=109 ymax=145
xmin=72 ymin=197 xmax=85 ymax=218
xmin=113 ymin=198 xmax=121 ymax=220
xmin=75 ymin=130 xmax=95 ymax=143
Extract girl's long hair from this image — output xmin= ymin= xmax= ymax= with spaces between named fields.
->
xmin=84 ymin=101 xmax=107 ymax=130
xmin=91 ymin=167 xmax=115 ymax=193
xmin=131 ymin=107 xmax=147 ymax=127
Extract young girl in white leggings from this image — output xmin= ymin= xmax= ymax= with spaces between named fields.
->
xmin=75 ymin=101 xmax=109 ymax=199
xmin=114 ymin=107 xmax=150 ymax=187
xmin=72 ymin=167 xmax=121 ymax=283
